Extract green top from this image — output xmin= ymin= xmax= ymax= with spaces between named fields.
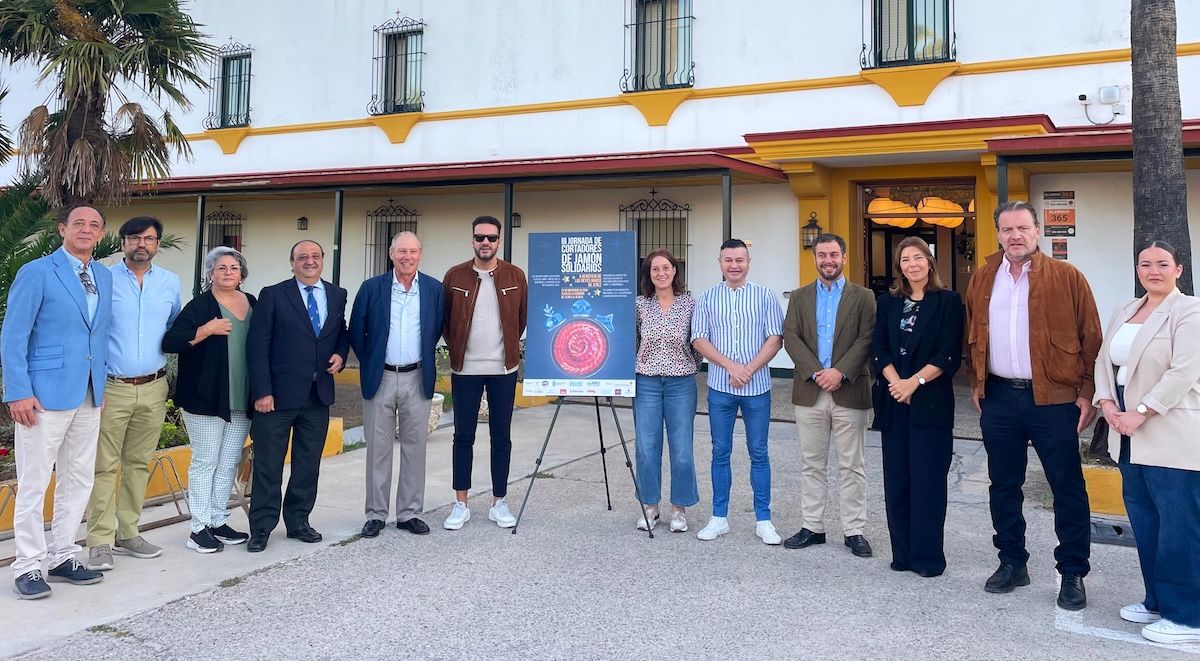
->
xmin=221 ymin=304 xmax=252 ymax=412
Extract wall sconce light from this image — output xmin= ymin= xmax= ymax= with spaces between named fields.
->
xmin=297 ymin=216 xmax=309 ymax=231
xmin=510 ymin=211 xmax=522 ymax=228
xmin=801 ymin=211 xmax=823 ymax=249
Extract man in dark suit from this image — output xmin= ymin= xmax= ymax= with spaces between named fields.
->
xmin=781 ymin=233 xmax=877 ymax=558
xmin=349 ymin=232 xmax=445 ymax=538
xmin=246 ymin=240 xmax=350 ymax=552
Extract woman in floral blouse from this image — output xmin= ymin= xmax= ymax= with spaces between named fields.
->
xmin=633 ymin=249 xmax=700 ymax=532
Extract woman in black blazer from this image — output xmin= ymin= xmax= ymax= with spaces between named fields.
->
xmin=871 ymin=236 xmax=964 ymax=577
xmin=162 ymin=247 xmax=256 ymax=554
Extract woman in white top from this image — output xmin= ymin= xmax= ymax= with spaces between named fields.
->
xmin=1093 ymin=240 xmax=1200 ymax=645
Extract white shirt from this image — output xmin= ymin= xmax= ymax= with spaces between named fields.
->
xmin=987 ymin=255 xmax=1033 ymax=379
xmin=1108 ymin=322 xmax=1141 ymax=387
xmin=385 ymin=273 xmax=421 ymax=366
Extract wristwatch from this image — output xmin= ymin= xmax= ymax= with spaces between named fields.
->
xmin=916 ymin=375 xmax=927 ymax=386
xmin=1135 ymin=403 xmax=1149 ymax=415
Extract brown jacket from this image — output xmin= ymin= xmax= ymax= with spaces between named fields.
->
xmin=442 ymin=259 xmax=528 ymax=373
xmin=964 ymin=250 xmax=1102 ymax=405
xmin=783 ymin=279 xmax=876 ymax=409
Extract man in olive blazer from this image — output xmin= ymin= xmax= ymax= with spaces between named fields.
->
xmin=782 ymin=234 xmax=877 ymax=557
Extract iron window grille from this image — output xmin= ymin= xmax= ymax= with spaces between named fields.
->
xmin=620 ymin=193 xmax=690 ymax=287
xmin=861 ymin=0 xmax=955 ymax=69
xmin=365 ymin=201 xmax=420 ymax=276
xmin=621 ymin=0 xmax=694 ymax=92
xmin=202 ymin=206 xmax=244 ymax=256
xmin=369 ymin=17 xmax=426 ymax=115
xmin=204 ymin=41 xmax=252 ymax=129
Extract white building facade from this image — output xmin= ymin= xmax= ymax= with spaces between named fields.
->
xmin=3 ymin=0 xmax=1199 ymax=370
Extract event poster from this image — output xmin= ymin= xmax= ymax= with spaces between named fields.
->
xmin=523 ymin=231 xmax=636 ymax=397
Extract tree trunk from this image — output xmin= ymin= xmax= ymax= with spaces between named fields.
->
xmin=1131 ymin=0 xmax=1192 ymax=295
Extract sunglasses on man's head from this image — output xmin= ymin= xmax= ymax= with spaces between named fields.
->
xmin=473 ymin=234 xmax=500 ymax=243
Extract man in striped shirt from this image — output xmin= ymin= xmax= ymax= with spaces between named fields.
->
xmin=691 ymin=239 xmax=784 ymax=544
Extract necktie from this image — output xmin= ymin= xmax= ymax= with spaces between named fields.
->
xmin=305 ymin=285 xmax=321 ymax=333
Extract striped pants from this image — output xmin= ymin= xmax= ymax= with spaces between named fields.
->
xmin=182 ymin=410 xmax=250 ymax=533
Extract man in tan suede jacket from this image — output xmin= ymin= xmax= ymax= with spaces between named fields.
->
xmin=965 ymin=200 xmax=1101 ymax=612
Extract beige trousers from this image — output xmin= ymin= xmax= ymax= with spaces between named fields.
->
xmin=794 ymin=390 xmax=869 ymax=536
xmin=363 ymin=370 xmax=432 ymax=522
xmin=12 ymin=398 xmax=102 ymax=577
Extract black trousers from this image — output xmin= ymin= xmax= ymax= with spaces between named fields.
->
xmin=882 ymin=403 xmax=953 ymax=576
xmin=249 ymin=384 xmax=331 ymax=534
xmin=451 ymin=372 xmax=517 ymax=498
xmin=980 ymin=378 xmax=1091 ymax=576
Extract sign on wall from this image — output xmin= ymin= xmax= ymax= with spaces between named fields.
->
xmin=523 ymin=231 xmax=636 ymax=397
xmin=1052 ymin=239 xmax=1069 ymax=260
xmin=1043 ymin=190 xmax=1076 ymax=237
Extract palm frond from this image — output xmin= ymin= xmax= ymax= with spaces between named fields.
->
xmin=0 ymin=87 xmax=12 ymax=165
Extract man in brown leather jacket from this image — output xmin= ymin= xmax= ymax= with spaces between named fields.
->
xmin=440 ymin=216 xmax=528 ymax=531
xmin=964 ymin=200 xmax=1101 ymax=612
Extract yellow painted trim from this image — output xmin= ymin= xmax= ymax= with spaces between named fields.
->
xmin=859 ymin=62 xmax=961 ymax=107
xmin=206 ymin=127 xmax=252 ymax=155
xmin=750 ymin=123 xmax=1051 ymax=162
xmin=183 ymin=42 xmax=1200 ymax=151
xmin=1083 ymin=465 xmax=1126 ymax=517
xmin=368 ymin=113 xmax=424 ymax=143
xmin=621 ymin=88 xmax=695 ymax=126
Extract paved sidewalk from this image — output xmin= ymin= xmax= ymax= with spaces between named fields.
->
xmin=5 ymin=401 xmax=1197 ymax=659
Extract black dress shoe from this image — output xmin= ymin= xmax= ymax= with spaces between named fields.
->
xmin=361 ymin=519 xmax=386 ymax=538
xmin=286 ymin=526 xmax=323 ymax=543
xmin=984 ymin=563 xmax=1030 ymax=593
xmin=844 ymin=535 xmax=873 ymax=558
xmin=247 ymin=532 xmax=269 ymax=553
xmin=782 ymin=528 xmax=826 ymax=549
xmin=889 ymin=561 xmax=911 ymax=572
xmin=1057 ymin=574 xmax=1087 ymax=611
xmin=914 ymin=568 xmax=944 ymax=578
xmin=396 ymin=517 xmax=431 ymax=535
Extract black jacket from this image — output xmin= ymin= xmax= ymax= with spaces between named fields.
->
xmin=870 ymin=289 xmax=964 ymax=430
xmin=247 ymin=278 xmax=350 ymax=410
xmin=162 ymin=290 xmax=257 ymax=422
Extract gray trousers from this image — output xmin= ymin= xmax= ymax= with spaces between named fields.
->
xmin=363 ymin=370 xmax=433 ymax=522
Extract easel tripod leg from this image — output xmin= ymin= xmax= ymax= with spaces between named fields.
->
xmin=608 ymin=396 xmax=654 ymax=538
xmin=512 ymin=396 xmax=566 ymax=534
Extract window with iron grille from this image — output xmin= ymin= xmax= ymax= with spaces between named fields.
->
xmin=621 ymin=0 xmax=694 ymax=92
xmin=202 ymin=206 xmax=244 ymax=255
xmin=620 ymin=194 xmax=690 ymax=287
xmin=365 ymin=201 xmax=420 ymax=276
xmin=369 ymin=17 xmax=425 ymax=115
xmin=861 ymin=0 xmax=955 ymax=69
xmin=204 ymin=41 xmax=252 ymax=129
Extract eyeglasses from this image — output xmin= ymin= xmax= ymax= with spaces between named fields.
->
xmin=123 ymin=235 xmax=160 ymax=245
xmin=473 ymin=234 xmax=500 ymax=243
xmin=214 ymin=265 xmax=242 ymax=274
xmin=78 ymin=266 xmax=98 ymax=295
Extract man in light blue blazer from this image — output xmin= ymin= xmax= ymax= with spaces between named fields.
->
xmin=2 ymin=204 xmax=113 ymax=600
xmin=349 ymin=231 xmax=445 ymax=538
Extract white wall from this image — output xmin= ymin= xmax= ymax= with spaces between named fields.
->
xmin=1028 ymin=171 xmax=1200 ymax=319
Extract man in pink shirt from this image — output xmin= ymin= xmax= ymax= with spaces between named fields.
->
xmin=964 ymin=201 xmax=1102 ymax=612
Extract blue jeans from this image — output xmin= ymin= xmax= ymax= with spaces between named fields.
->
xmin=633 ymin=374 xmax=699 ymax=507
xmin=1119 ymin=459 xmax=1200 ymax=627
xmin=707 ymin=389 xmax=772 ymax=520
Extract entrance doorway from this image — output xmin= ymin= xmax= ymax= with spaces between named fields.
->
xmin=860 ymin=180 xmax=977 ymax=298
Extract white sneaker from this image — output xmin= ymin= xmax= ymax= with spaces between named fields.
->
xmin=1120 ymin=602 xmax=1161 ymax=624
xmin=1142 ymin=619 xmax=1200 ymax=644
xmin=488 ymin=499 xmax=516 ymax=528
xmin=444 ymin=501 xmax=471 ymax=530
xmin=756 ymin=520 xmax=782 ymax=545
xmin=696 ymin=516 xmax=729 ymax=541
xmin=636 ymin=507 xmax=659 ymax=531
xmin=669 ymin=510 xmax=688 ymax=533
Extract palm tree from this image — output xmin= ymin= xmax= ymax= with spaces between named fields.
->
xmin=0 ymin=87 xmax=12 ymax=165
xmin=1131 ymin=0 xmax=1192 ymax=295
xmin=0 ymin=0 xmax=215 ymax=207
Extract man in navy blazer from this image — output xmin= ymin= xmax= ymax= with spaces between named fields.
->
xmin=245 ymin=240 xmax=350 ymax=552
xmin=2 ymin=205 xmax=113 ymax=599
xmin=349 ymin=232 xmax=445 ymax=538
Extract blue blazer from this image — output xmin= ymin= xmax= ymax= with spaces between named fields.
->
xmin=247 ymin=278 xmax=350 ymax=410
xmin=870 ymin=289 xmax=964 ymax=430
xmin=2 ymin=249 xmax=112 ymax=410
xmin=349 ymin=271 xmax=444 ymax=400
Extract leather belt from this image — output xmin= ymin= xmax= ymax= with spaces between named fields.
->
xmin=109 ymin=368 xmax=168 ymax=386
xmin=988 ymin=374 xmax=1033 ymax=390
xmin=384 ymin=362 xmax=421 ymax=373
